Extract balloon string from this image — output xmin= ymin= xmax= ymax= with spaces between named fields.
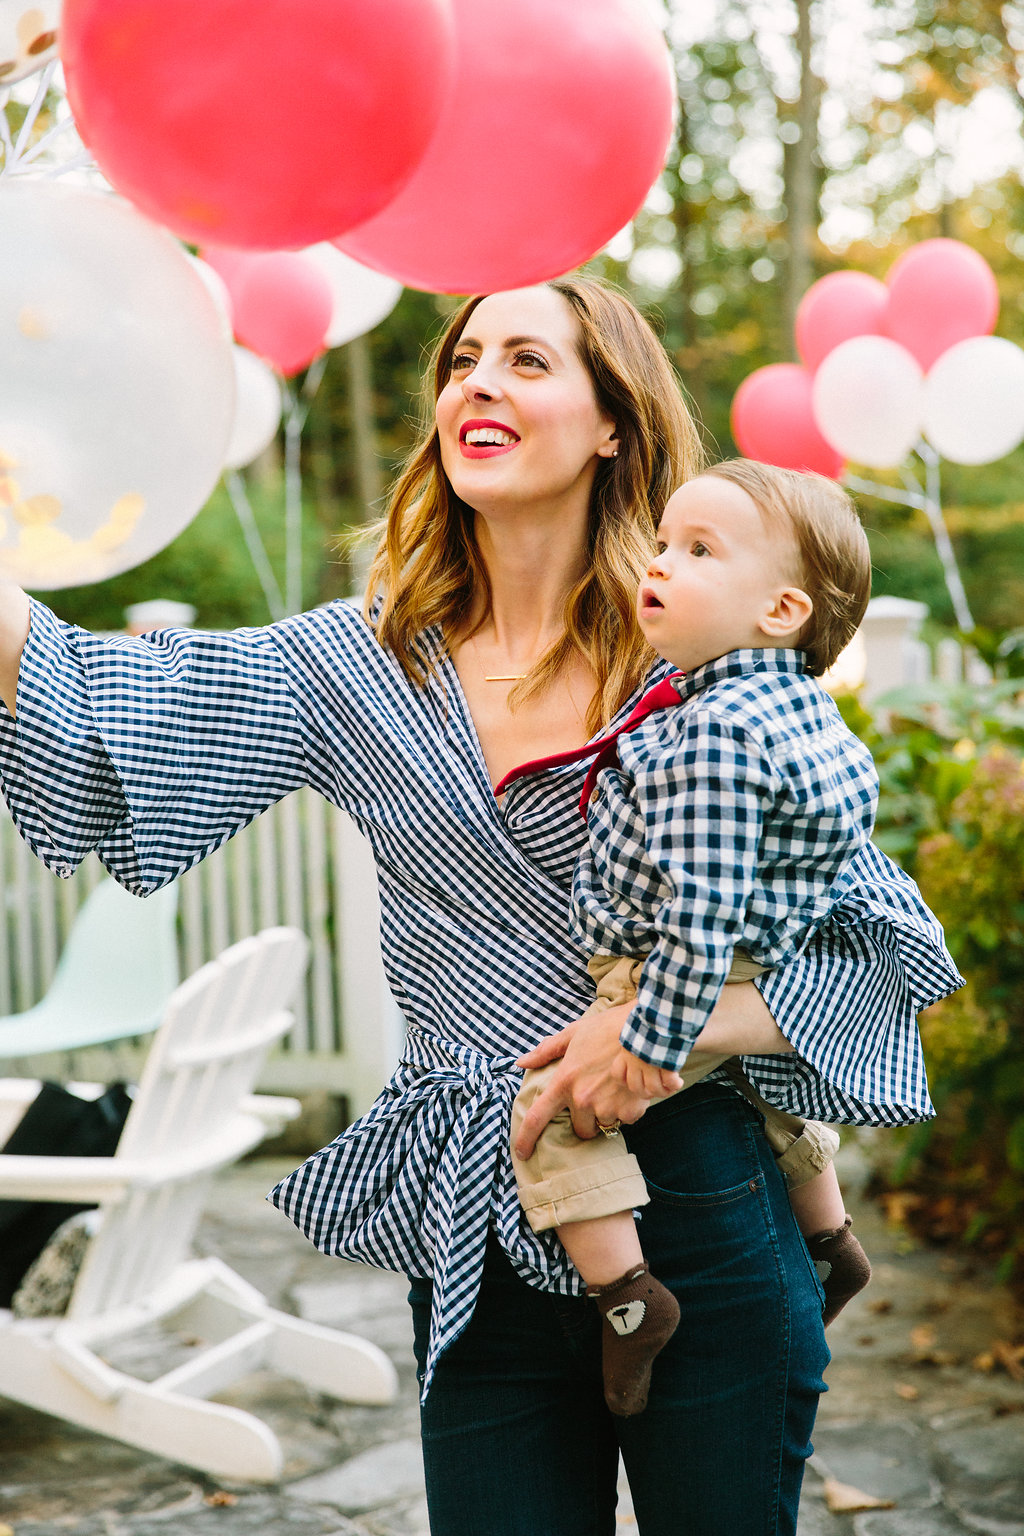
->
xmin=844 ymin=473 xmax=928 ymax=514
xmin=283 ymin=385 xmax=303 ymax=615
xmin=914 ymin=442 xmax=974 ymax=633
xmin=281 ymin=359 xmax=328 ymax=614
xmin=9 ymin=61 xmax=57 ymax=167
xmin=224 ymin=470 xmax=286 ymax=623
xmin=0 ymin=96 xmax=14 ymax=167
xmin=29 ymin=149 xmax=94 ymax=180
xmin=846 ymin=453 xmax=974 ymax=634
xmin=14 ymin=113 xmax=79 ymax=169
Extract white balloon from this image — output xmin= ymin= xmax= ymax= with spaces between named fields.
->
xmin=0 ymin=0 xmax=60 ymax=85
xmin=302 ymin=245 xmax=402 ymax=348
xmin=225 ymin=346 xmax=282 ymax=470
xmin=188 ymin=256 xmax=234 ymax=339
xmin=923 ymin=335 xmax=1024 ymax=465
xmin=0 ymin=180 xmax=235 ymax=589
xmin=812 ymin=335 xmax=924 ymax=469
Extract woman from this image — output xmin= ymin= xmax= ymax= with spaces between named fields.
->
xmin=0 ymin=279 xmax=845 ymax=1534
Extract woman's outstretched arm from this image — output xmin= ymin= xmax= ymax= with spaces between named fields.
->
xmin=0 ymin=582 xmax=31 ymax=717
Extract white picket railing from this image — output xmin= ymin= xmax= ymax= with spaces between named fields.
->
xmin=0 ymin=792 xmax=404 ymax=1115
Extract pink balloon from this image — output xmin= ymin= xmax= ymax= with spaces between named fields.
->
xmin=200 ymin=247 xmax=252 ymax=290
xmin=795 ymin=271 xmax=889 ymax=372
xmin=230 ymin=254 xmax=333 ymax=376
xmin=60 ymin=0 xmax=456 ymax=249
xmin=884 ymin=239 xmax=999 ymax=371
xmin=732 ymin=364 xmax=844 ymax=479
xmin=198 ymin=247 xmax=261 ymax=327
xmin=336 ymin=0 xmax=674 ymax=294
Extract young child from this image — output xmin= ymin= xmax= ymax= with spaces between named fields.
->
xmin=501 ymin=460 xmax=963 ymax=1417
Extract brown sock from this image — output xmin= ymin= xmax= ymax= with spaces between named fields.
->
xmin=806 ymin=1216 xmax=872 ymax=1326
xmin=587 ymin=1263 xmax=680 ymax=1417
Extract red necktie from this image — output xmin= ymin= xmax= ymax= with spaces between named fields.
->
xmin=494 ymin=674 xmax=685 ymax=815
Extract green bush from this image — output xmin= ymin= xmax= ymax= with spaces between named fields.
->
xmin=842 ymin=680 xmax=1024 ymax=1287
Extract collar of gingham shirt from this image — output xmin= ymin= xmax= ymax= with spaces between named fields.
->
xmin=0 ymin=608 xmax=961 ymax=1398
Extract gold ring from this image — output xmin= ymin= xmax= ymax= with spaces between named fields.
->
xmin=596 ymin=1119 xmax=622 ymax=1136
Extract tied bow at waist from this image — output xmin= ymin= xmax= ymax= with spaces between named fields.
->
xmin=270 ymin=1028 xmax=541 ymax=1400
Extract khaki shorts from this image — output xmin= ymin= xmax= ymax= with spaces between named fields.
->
xmin=511 ymin=954 xmax=840 ymax=1233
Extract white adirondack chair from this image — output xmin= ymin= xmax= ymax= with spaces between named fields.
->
xmin=0 ymin=927 xmax=398 ymax=1482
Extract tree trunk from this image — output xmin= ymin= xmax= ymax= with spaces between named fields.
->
xmin=783 ymin=0 xmax=823 ymax=351
xmin=345 ymin=333 xmax=383 ymax=592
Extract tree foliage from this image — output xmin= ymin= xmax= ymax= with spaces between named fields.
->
xmin=46 ymin=0 xmax=1024 ymax=643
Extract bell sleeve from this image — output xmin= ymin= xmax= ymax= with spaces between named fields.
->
xmin=0 ymin=598 xmax=311 ymax=893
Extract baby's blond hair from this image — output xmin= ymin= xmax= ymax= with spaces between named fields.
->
xmin=703 ymin=459 xmax=870 ymax=675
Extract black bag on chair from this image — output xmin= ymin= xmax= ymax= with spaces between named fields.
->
xmin=0 ymin=1081 xmax=133 ymax=1306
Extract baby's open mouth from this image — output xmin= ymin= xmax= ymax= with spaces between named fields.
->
xmin=640 ymin=587 xmax=664 ymax=611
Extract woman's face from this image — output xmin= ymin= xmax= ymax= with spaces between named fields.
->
xmin=435 ymin=286 xmax=617 ymax=520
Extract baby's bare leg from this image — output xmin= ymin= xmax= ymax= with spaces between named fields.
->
xmin=790 ymin=1163 xmax=872 ymax=1325
xmin=557 ymin=1208 xmax=679 ymax=1418
xmin=787 ymin=1162 xmax=846 ymax=1236
xmin=556 ymin=1210 xmax=643 ymax=1288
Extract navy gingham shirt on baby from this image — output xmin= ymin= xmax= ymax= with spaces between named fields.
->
xmin=573 ymin=647 xmax=963 ymax=1108
xmin=0 ymin=605 xmax=961 ymax=1398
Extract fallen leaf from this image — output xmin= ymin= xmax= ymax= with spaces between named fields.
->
xmin=868 ymin=1298 xmax=894 ymax=1314
xmin=204 ymin=1491 xmax=238 ymax=1507
xmin=881 ymin=1191 xmax=922 ymax=1226
xmin=823 ymin=1477 xmax=896 ymax=1514
xmin=973 ymin=1351 xmax=995 ymax=1373
xmin=994 ymin=1401 xmax=1024 ymax=1417
xmin=856 ymin=1335 xmax=876 ymax=1347
xmin=895 ymin=1383 xmax=920 ymax=1400
xmin=910 ymin=1325 xmax=937 ymax=1351
xmin=991 ymin=1340 xmax=1024 ymax=1383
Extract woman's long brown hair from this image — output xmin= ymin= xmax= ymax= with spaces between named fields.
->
xmin=363 ymin=276 xmax=704 ymax=733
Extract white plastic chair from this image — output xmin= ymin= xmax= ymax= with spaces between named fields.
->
xmin=0 ymin=927 xmax=398 ymax=1482
xmin=0 ymin=877 xmax=180 ymax=1058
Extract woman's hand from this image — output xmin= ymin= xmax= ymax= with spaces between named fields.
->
xmin=514 ymin=1003 xmax=680 ymax=1158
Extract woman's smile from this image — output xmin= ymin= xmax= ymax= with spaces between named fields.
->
xmin=458 ymin=417 xmax=521 ymax=459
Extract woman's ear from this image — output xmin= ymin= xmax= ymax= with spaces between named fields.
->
xmin=758 ymin=586 xmax=813 ymax=641
xmin=596 ymin=429 xmax=619 ymax=459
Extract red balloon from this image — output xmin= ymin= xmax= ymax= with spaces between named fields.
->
xmin=732 ymin=364 xmax=844 ymax=479
xmin=230 ymin=254 xmax=333 ymax=376
xmin=884 ymin=239 xmax=999 ymax=371
xmin=60 ymin=0 xmax=456 ymax=249
xmin=336 ymin=0 xmax=674 ymax=294
xmin=795 ymin=271 xmax=889 ymax=372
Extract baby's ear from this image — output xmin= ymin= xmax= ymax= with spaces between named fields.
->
xmin=758 ymin=586 xmax=813 ymax=641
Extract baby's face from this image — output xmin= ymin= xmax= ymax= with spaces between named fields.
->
xmin=637 ymin=476 xmax=803 ymax=673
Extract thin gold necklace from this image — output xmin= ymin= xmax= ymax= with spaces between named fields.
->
xmin=469 ymin=632 xmax=526 ymax=682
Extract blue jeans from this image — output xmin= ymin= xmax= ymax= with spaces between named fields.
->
xmin=408 ymin=1081 xmax=829 ymax=1536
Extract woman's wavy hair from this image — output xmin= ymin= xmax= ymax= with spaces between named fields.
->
xmin=363 ymin=276 xmax=704 ymax=731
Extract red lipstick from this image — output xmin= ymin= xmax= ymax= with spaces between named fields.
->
xmin=458 ymin=418 xmax=520 ymax=459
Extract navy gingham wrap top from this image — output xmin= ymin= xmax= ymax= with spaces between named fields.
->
xmin=0 ymin=601 xmax=961 ymax=1396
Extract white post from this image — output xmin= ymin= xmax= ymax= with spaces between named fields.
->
xmin=859 ymin=595 xmax=931 ymax=705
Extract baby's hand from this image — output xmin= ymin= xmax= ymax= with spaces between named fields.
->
xmin=610 ymin=1046 xmax=683 ymax=1099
